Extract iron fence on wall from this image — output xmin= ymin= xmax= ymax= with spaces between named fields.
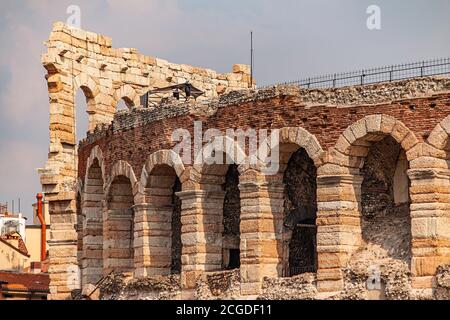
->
xmin=259 ymin=58 xmax=450 ymax=90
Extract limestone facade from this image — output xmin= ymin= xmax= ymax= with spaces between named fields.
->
xmin=39 ymin=22 xmax=252 ymax=299
xmin=75 ymin=82 xmax=450 ymax=299
xmin=41 ymin=22 xmax=450 ymax=299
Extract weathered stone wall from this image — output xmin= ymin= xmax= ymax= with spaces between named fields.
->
xmin=40 ymin=21 xmax=253 ymax=299
xmin=41 ymin=20 xmax=253 ymax=195
xmin=39 ymin=18 xmax=450 ymax=301
xmin=73 ymin=79 xmax=450 ymax=299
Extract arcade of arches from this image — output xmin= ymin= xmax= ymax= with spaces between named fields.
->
xmin=40 ymin=22 xmax=450 ymax=299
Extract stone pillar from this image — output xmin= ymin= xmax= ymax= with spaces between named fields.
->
xmin=81 ymin=194 xmax=103 ymax=286
xmin=133 ymin=203 xmax=173 ymax=277
xmin=45 ymin=195 xmax=79 ymax=300
xmin=316 ymin=174 xmax=363 ymax=293
xmin=103 ymin=208 xmax=134 ymax=274
xmin=177 ymin=187 xmax=225 ymax=297
xmin=408 ymin=167 xmax=450 ymax=290
xmin=41 ymin=52 xmax=79 ymax=300
xmin=238 ymin=170 xmax=284 ymax=296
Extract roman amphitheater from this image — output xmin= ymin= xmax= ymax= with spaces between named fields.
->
xmin=39 ymin=22 xmax=450 ymax=300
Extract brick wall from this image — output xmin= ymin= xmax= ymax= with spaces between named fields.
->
xmin=78 ymin=81 xmax=450 ymax=181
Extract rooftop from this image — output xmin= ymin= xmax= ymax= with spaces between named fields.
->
xmin=0 ymin=271 xmax=49 ymax=293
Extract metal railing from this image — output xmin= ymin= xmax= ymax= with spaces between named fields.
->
xmin=259 ymin=58 xmax=450 ymax=89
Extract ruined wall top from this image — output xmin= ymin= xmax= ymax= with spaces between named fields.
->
xmin=43 ymin=22 xmax=253 ymax=101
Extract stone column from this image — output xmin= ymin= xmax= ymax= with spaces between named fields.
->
xmin=316 ymin=174 xmax=363 ymax=293
xmin=177 ymin=186 xmax=225 ymax=297
xmin=40 ymin=53 xmax=79 ymax=299
xmin=81 ymin=194 xmax=103 ymax=286
xmin=408 ymin=167 xmax=450 ymax=290
xmin=45 ymin=195 xmax=79 ymax=300
xmin=133 ymin=203 xmax=173 ymax=277
xmin=103 ymin=208 xmax=134 ymax=274
xmin=238 ymin=170 xmax=284 ymax=296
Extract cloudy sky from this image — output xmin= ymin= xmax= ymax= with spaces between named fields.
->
xmin=0 ymin=0 xmax=449 ymax=221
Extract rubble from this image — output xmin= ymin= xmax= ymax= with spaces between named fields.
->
xmin=196 ymin=270 xmax=241 ymax=300
xmin=434 ymin=265 xmax=450 ymax=300
xmin=100 ymin=273 xmax=181 ymax=300
xmin=259 ymin=274 xmax=317 ymax=300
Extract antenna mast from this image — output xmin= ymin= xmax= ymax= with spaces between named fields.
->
xmin=250 ymin=31 xmax=253 ymax=88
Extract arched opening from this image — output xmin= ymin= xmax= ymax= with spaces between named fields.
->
xmin=171 ymin=176 xmax=182 ymax=274
xmin=105 ymin=175 xmax=134 ymax=274
xmin=82 ymin=159 xmax=104 ymax=285
xmin=197 ymin=147 xmax=242 ymax=272
xmin=75 ymin=87 xmax=92 ymax=142
xmin=222 ymin=164 xmax=241 ymax=270
xmin=356 ymin=135 xmax=412 ymax=265
xmin=281 ymin=145 xmax=318 ymax=276
xmin=76 ymin=191 xmax=83 ymax=275
xmin=116 ymin=98 xmax=131 ymax=111
xmin=144 ymin=164 xmax=182 ymax=275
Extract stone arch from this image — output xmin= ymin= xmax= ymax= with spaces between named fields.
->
xmin=277 ymin=127 xmax=325 ymax=166
xmin=73 ymin=73 xmax=100 ymax=112
xmin=192 ymin=135 xmax=247 ymax=176
xmin=267 ymin=127 xmax=324 ymax=277
xmin=105 ymin=160 xmax=139 ymax=198
xmin=73 ymin=73 xmax=101 ymax=133
xmin=84 ymin=146 xmax=106 ymax=188
xmin=113 ymin=84 xmax=140 ymax=109
xmin=329 ymin=115 xmax=418 ymax=218
xmin=140 ymin=150 xmax=186 ymax=188
xmin=332 ymin=115 xmax=419 ymax=163
xmin=81 ymin=146 xmax=106 ymax=287
xmin=318 ymin=115 xmax=418 ymax=291
xmin=135 ymin=150 xmax=185 ymax=277
xmin=188 ymin=135 xmax=246 ymax=272
xmin=427 ymin=115 xmax=450 ymax=150
xmin=425 ymin=115 xmax=450 ymax=166
xmin=104 ymin=160 xmax=138 ymax=274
